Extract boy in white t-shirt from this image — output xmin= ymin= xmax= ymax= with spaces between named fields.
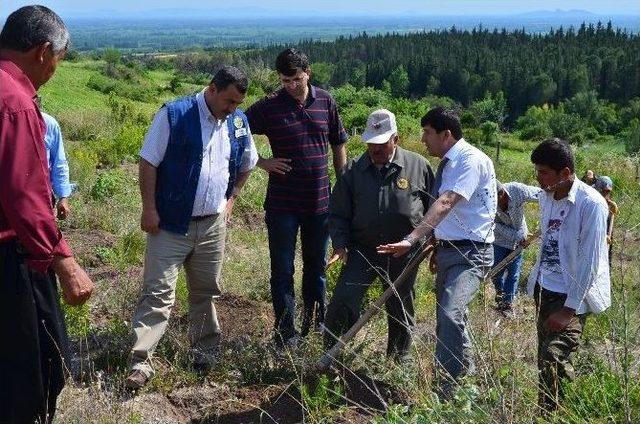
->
xmin=529 ymin=138 xmax=610 ymax=414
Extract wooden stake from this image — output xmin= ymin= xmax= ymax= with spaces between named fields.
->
xmin=484 ymin=229 xmax=541 ymax=282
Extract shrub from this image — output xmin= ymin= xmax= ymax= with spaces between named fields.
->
xmin=90 ymin=170 xmax=127 ymax=202
xmin=90 ymin=124 xmax=146 ymax=167
xmin=67 ymin=146 xmax=99 ymax=190
xmin=625 ymin=119 xmax=640 ymax=155
xmin=58 ymin=111 xmax=114 ymax=142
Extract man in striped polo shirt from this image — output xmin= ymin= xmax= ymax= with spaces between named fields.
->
xmin=246 ymin=48 xmax=348 ymax=348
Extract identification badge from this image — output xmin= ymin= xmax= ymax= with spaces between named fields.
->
xmin=233 ymin=116 xmax=244 ymax=129
xmin=396 ymin=178 xmax=409 ymax=190
xmin=234 ymin=128 xmax=248 ymax=137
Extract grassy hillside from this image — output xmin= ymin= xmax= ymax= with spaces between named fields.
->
xmin=41 ymin=60 xmax=640 ymax=424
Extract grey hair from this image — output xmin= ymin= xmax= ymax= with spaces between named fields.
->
xmin=0 ymin=5 xmax=69 ymax=54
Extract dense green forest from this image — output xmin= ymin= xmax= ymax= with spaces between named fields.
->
xmin=82 ymin=23 xmax=640 ymax=149
xmin=254 ymin=23 xmax=640 ymax=120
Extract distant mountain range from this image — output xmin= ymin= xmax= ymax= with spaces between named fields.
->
xmin=2 ymin=8 xmax=638 ymax=51
xmin=63 ymin=9 xmax=636 ymax=20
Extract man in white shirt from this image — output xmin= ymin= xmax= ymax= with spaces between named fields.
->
xmin=529 ymin=138 xmax=610 ymax=413
xmin=125 ymin=66 xmax=259 ymax=389
xmin=378 ymin=107 xmax=497 ymax=396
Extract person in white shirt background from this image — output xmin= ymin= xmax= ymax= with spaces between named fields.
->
xmin=529 ymin=138 xmax=610 ymax=414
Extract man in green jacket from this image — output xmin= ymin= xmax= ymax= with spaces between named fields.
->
xmin=324 ymin=109 xmax=434 ymax=360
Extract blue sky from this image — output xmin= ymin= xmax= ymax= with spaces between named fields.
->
xmin=4 ymin=0 xmax=640 ymax=18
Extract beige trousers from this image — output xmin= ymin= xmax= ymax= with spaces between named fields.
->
xmin=129 ymin=213 xmax=226 ymax=376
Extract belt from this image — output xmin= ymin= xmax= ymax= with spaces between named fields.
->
xmin=436 ymin=239 xmax=491 ymax=249
xmin=190 ymin=214 xmax=215 ymax=222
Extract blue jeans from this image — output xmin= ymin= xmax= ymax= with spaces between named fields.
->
xmin=265 ymin=211 xmax=329 ymax=343
xmin=492 ymin=245 xmax=523 ymax=304
xmin=435 ymin=244 xmax=493 ymax=383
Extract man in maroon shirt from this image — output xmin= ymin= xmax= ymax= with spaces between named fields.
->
xmin=0 ymin=6 xmax=94 ymax=423
xmin=246 ymin=48 xmax=348 ymax=348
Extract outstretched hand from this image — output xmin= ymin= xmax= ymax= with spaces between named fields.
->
xmin=376 ymin=240 xmax=412 ymax=258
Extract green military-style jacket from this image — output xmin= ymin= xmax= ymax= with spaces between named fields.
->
xmin=329 ymin=146 xmax=434 ymax=250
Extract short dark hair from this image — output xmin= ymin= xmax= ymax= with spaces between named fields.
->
xmin=210 ymin=65 xmax=248 ymax=94
xmin=275 ymin=48 xmax=309 ymax=76
xmin=420 ymin=107 xmax=463 ymax=140
xmin=530 ymin=138 xmax=575 ymax=173
xmin=0 ymin=5 xmax=69 ymax=53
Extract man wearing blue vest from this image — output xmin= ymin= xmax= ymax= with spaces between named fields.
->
xmin=125 ymin=66 xmax=258 ymax=389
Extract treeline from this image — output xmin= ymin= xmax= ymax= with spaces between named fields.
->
xmin=247 ymin=22 xmax=640 ymax=124
xmin=82 ymin=24 xmax=640 ymax=153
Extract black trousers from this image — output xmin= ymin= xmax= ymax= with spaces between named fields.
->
xmin=324 ymin=245 xmax=418 ymax=359
xmin=0 ymin=240 xmax=70 ymax=424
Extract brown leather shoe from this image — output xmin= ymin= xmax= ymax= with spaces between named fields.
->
xmin=125 ymin=369 xmax=149 ymax=390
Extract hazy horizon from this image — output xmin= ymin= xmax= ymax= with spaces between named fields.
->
xmin=3 ymin=0 xmax=640 ymax=20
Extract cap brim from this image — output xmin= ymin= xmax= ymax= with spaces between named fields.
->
xmin=362 ymin=130 xmax=394 ymax=144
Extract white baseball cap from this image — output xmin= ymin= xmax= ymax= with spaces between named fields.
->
xmin=362 ymin=109 xmax=397 ymax=144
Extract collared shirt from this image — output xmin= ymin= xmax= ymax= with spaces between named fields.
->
xmin=246 ymin=85 xmax=348 ymax=215
xmin=329 ymin=146 xmax=434 ymax=249
xmin=140 ymin=89 xmax=259 ymax=216
xmin=494 ymin=182 xmax=541 ymax=250
xmin=42 ymin=112 xmax=73 ymax=198
xmin=527 ymin=178 xmax=611 ymax=314
xmin=435 ymin=138 xmax=497 ymax=243
xmin=0 ymin=59 xmax=73 ymax=273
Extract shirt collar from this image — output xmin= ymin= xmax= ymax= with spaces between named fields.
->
xmin=0 ymin=59 xmax=37 ymax=99
xmin=197 ymin=88 xmax=224 ymax=125
xmin=543 ymin=175 xmax=579 ymax=204
xmin=358 ymin=146 xmax=404 ymax=171
xmin=566 ymin=176 xmax=579 ymax=203
xmin=502 ymin=184 xmax=512 ymax=199
xmin=443 ymin=138 xmax=468 ymax=162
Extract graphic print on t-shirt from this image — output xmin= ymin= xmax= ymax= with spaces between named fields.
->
xmin=541 ymin=217 xmax=563 ymax=272
xmin=538 ymin=200 xmax=569 ymax=293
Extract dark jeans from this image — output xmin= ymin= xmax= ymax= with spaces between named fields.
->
xmin=0 ymin=240 xmax=70 ymax=424
xmin=535 ymin=284 xmax=586 ymax=414
xmin=265 ymin=210 xmax=329 ymax=343
xmin=324 ymin=246 xmax=418 ymax=359
xmin=492 ymin=245 xmax=523 ymax=304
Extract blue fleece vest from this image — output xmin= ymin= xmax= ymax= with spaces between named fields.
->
xmin=155 ymin=95 xmax=248 ymax=235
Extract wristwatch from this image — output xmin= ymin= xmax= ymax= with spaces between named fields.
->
xmin=403 ymin=234 xmax=418 ymax=246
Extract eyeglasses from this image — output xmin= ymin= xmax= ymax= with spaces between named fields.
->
xmin=280 ymin=76 xmax=305 ymax=87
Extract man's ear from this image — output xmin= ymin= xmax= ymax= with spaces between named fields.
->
xmin=561 ymin=167 xmax=573 ymax=179
xmin=34 ymin=42 xmax=52 ymax=63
